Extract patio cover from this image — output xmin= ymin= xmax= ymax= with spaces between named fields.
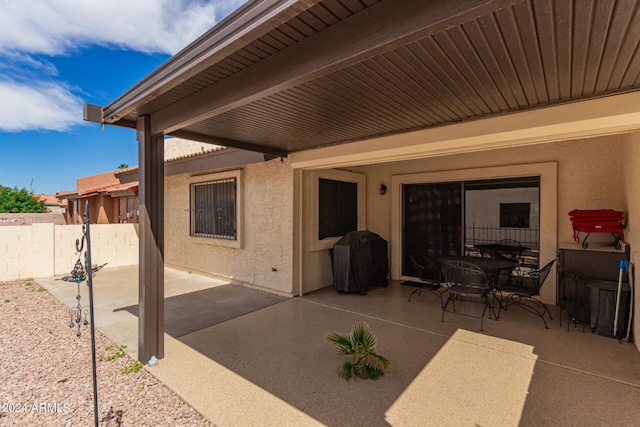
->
xmin=83 ymin=0 xmax=640 ymax=362
xmin=86 ymin=0 xmax=640 ymax=157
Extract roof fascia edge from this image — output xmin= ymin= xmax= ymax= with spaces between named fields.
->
xmin=102 ymin=0 xmax=321 ymax=124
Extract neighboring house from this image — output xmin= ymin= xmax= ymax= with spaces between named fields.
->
xmin=56 ymin=170 xmax=138 ymax=225
xmin=56 ymin=138 xmax=229 ymax=224
xmin=33 ymin=194 xmax=65 ymax=213
xmin=83 ymin=0 xmax=640 ymax=362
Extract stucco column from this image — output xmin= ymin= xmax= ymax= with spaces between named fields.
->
xmin=137 ymin=116 xmax=165 ymax=362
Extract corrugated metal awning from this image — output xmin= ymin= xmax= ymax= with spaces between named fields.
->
xmin=86 ymin=0 xmax=640 ymax=157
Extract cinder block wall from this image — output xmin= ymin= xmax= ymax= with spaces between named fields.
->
xmin=0 ymin=226 xmax=32 ymax=280
xmin=0 ymin=224 xmax=139 ymax=281
xmin=32 ymin=224 xmax=55 ymax=278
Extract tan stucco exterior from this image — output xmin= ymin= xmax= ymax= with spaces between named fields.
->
xmin=163 ymin=130 xmax=639 ymax=350
xmin=164 ymin=157 xmax=294 ymax=295
xmin=298 ymin=134 xmax=632 ymax=305
xmin=355 ymin=135 xmax=627 ymax=248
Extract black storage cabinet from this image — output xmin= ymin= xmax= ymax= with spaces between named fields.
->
xmin=332 ymin=231 xmax=389 ymax=294
xmin=559 ymin=245 xmax=631 ymax=337
xmin=587 ymin=280 xmax=631 ymax=338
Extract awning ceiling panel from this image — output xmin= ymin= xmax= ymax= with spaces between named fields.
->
xmin=98 ymin=0 xmax=640 ymax=156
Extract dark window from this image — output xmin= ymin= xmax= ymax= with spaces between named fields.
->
xmin=126 ymin=196 xmax=137 ymax=223
xmin=191 ymin=178 xmax=236 ymax=239
xmin=500 ymin=203 xmax=530 ymax=228
xmin=318 ymin=178 xmax=357 ymax=239
xmin=402 ymin=182 xmax=462 ymax=275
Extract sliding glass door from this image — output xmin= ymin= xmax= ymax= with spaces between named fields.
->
xmin=402 ymin=182 xmax=462 ymax=276
xmin=402 ymin=177 xmax=540 ymax=277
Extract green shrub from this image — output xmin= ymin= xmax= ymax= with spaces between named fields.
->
xmin=325 ymin=321 xmax=390 ymax=381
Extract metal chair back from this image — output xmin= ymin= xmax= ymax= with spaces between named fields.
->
xmin=410 ymin=255 xmax=442 ymax=285
xmin=499 ymin=259 xmax=556 ymax=328
xmin=515 ymin=259 xmax=556 ymax=296
xmin=441 ymin=260 xmax=490 ymax=296
xmin=408 ymin=255 xmax=444 ymax=304
xmin=440 ymin=260 xmax=495 ymax=330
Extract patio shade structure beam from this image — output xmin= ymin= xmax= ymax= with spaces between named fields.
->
xmin=101 ymin=0 xmax=322 ymax=126
xmin=137 ymin=116 xmax=165 ymax=362
xmin=169 ymin=130 xmax=288 ymax=158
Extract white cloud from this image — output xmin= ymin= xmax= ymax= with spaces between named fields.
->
xmin=0 ymin=80 xmax=83 ymax=132
xmin=0 ymin=51 xmax=59 ymax=76
xmin=0 ymin=0 xmax=246 ymax=55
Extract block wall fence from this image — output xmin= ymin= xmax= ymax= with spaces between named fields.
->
xmin=0 ymin=224 xmax=139 ymax=281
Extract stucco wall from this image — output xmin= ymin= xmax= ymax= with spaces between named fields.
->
xmin=364 ymin=136 xmax=625 ymax=302
xmin=354 ymin=135 xmax=626 ymax=245
xmin=299 ymin=169 xmax=368 ymax=294
xmin=160 ymin=134 xmax=633 ymax=309
xmin=164 ymin=137 xmax=221 ymax=160
xmin=620 ymin=131 xmax=640 ymax=350
xmin=164 ymin=158 xmax=294 ymax=295
xmin=301 ymin=135 xmax=627 ymax=300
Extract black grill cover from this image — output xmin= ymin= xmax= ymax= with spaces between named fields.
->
xmin=332 ymin=231 xmax=389 ymax=294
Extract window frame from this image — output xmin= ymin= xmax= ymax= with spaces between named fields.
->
xmin=189 ymin=169 xmax=243 ymax=249
xmin=318 ymin=178 xmax=359 ymax=240
xmin=308 ymin=169 xmax=366 ymax=251
xmin=499 ymin=202 xmax=531 ymax=228
xmin=390 ymin=162 xmax=557 ymax=282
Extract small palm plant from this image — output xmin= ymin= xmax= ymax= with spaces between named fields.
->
xmin=324 ymin=321 xmax=390 ymax=381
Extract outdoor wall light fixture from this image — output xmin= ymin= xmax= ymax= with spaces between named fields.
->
xmin=379 ymin=183 xmax=387 ymax=195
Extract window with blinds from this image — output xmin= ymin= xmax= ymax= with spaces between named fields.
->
xmin=318 ymin=178 xmax=358 ymax=240
xmin=190 ymin=177 xmax=237 ymax=239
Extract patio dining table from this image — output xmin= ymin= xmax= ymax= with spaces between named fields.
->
xmin=437 ymin=256 xmax=516 ymax=287
xmin=438 ymin=256 xmax=517 ymax=318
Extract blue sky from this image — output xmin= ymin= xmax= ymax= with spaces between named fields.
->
xmin=0 ymin=0 xmax=245 ymax=195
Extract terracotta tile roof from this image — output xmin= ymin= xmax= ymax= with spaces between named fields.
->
xmin=57 ymin=181 xmax=140 ymax=198
xmin=78 ymin=183 xmax=120 ymax=196
xmin=55 ymin=190 xmax=78 ymax=199
xmin=0 ymin=213 xmax=66 ymax=226
xmin=105 ymin=182 xmax=139 ymax=193
xmin=114 ymin=146 xmax=228 ymax=175
xmin=114 ymin=166 xmax=139 ymax=175
xmin=34 ymin=194 xmax=61 ymax=205
xmin=166 ymin=146 xmax=227 ymax=163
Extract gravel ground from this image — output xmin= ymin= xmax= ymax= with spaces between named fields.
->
xmin=0 ymin=279 xmax=213 ymax=427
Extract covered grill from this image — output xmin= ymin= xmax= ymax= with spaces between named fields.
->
xmin=332 ymin=231 xmax=389 ymax=294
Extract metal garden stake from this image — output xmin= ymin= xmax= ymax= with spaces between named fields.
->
xmin=61 ymin=201 xmax=99 ymax=426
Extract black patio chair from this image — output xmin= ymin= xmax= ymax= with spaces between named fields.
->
xmin=498 ymin=259 xmax=555 ymax=328
xmin=408 ymin=255 xmax=444 ymax=307
xmin=441 ymin=260 xmax=497 ymax=331
xmin=491 ymin=239 xmax=526 ymax=285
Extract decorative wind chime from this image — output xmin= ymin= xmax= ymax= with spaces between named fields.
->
xmin=61 ymin=202 xmax=100 ymax=427
xmin=64 ymin=258 xmax=90 ymax=335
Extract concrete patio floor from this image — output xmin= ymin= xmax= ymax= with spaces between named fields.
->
xmin=39 ymin=265 xmax=640 ymax=426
